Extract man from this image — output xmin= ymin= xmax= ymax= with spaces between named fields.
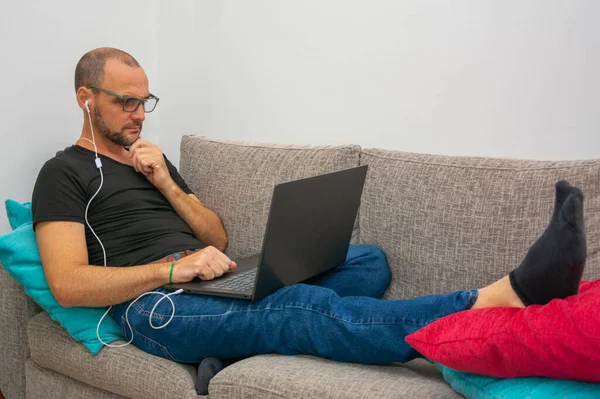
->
xmin=33 ymin=48 xmax=587 ymax=392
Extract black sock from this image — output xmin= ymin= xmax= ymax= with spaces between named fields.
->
xmin=509 ymin=180 xmax=587 ymax=306
xmin=195 ymin=357 xmax=241 ymax=395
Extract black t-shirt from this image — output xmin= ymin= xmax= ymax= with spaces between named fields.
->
xmin=32 ymin=145 xmax=205 ymax=266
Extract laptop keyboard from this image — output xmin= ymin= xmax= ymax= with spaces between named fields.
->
xmin=203 ymin=269 xmax=257 ymax=291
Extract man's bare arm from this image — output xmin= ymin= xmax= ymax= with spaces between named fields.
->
xmin=162 ymin=185 xmax=228 ymax=251
xmin=36 ymin=221 xmax=235 ymax=308
xmin=128 ymin=140 xmax=228 ymax=251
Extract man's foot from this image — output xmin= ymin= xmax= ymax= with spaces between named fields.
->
xmin=509 ymin=181 xmax=587 ymax=305
xmin=473 ymin=275 xmax=526 ymax=310
xmin=196 ymin=358 xmax=226 ymax=395
xmin=195 ymin=357 xmax=242 ymax=395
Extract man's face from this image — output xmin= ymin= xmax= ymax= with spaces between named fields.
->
xmin=91 ymin=60 xmax=149 ymax=147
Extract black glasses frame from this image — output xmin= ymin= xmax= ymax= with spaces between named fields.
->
xmin=88 ymin=85 xmax=159 ymax=113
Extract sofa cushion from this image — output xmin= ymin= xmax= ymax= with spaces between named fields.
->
xmin=209 ymin=354 xmax=461 ymax=399
xmin=25 ymin=359 xmax=125 ymax=399
xmin=359 ymin=149 xmax=600 ymax=299
xmin=179 ymin=136 xmax=362 ymax=259
xmin=27 ymin=312 xmax=201 ymax=399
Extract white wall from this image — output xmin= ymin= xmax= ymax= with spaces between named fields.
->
xmin=158 ymin=0 xmax=600 ymax=167
xmin=1 ymin=0 xmax=599 ymax=233
xmin=0 ymin=1 xmax=161 ymax=233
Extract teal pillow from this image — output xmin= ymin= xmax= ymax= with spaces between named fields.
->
xmin=6 ymin=199 xmax=32 ymax=230
xmin=0 ymin=201 xmax=123 ymax=354
xmin=437 ymin=364 xmax=600 ymax=399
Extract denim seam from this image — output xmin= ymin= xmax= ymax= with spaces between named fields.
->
xmin=121 ymin=316 xmax=177 ymax=361
xmin=416 ymin=290 xmax=478 ymax=326
xmin=139 ymin=304 xmax=429 ymax=327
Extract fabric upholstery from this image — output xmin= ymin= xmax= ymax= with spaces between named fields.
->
xmin=359 ymin=148 xmax=600 ymax=299
xmin=437 ymin=363 xmax=600 ymax=399
xmin=27 ymin=312 xmax=202 ymax=399
xmin=210 ymin=354 xmax=461 ymax=399
xmin=1 ymin=200 xmax=42 ymax=399
xmin=26 ymin=359 xmax=125 ymax=399
xmin=406 ymin=279 xmax=600 ymax=381
xmin=0 ymin=261 xmax=41 ymax=399
xmin=179 ymin=135 xmax=362 ymax=259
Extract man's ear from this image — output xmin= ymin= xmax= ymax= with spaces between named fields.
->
xmin=76 ymin=86 xmax=93 ymax=111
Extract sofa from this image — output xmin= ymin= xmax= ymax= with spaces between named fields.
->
xmin=1 ymin=135 xmax=599 ymax=398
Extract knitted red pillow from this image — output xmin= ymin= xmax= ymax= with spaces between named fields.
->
xmin=406 ymin=280 xmax=600 ymax=382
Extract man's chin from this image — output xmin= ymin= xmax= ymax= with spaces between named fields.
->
xmin=105 ymin=133 xmax=138 ymax=148
xmin=122 ymin=131 xmax=141 ymax=147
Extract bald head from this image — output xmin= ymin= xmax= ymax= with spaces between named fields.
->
xmin=74 ymin=48 xmax=140 ymax=92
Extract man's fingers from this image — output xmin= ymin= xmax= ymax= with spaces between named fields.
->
xmin=128 ymin=143 xmax=141 ymax=159
xmin=193 ymin=247 xmax=235 ymax=280
xmin=221 ymin=253 xmax=236 ymax=271
xmin=139 ymin=157 xmax=154 ymax=174
xmin=129 ymin=145 xmax=160 ymax=167
xmin=131 ymin=149 xmax=164 ymax=175
xmin=198 ymin=267 xmax=215 ymax=281
xmin=212 ymin=253 xmax=233 ymax=276
xmin=208 ymin=263 xmax=225 ymax=278
xmin=207 ymin=259 xmax=232 ymax=280
xmin=214 ymin=249 xmax=233 ymax=266
xmin=127 ymin=139 xmax=148 ymax=155
xmin=132 ymin=153 xmax=154 ymax=176
xmin=131 ymin=148 xmax=152 ymax=164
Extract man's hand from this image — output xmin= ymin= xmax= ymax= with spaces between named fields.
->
xmin=129 ymin=139 xmax=229 ymax=251
xmin=171 ymin=246 xmax=237 ymax=283
xmin=128 ymin=139 xmax=173 ymax=191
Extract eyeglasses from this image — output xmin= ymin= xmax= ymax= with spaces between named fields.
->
xmin=88 ymin=85 xmax=159 ymax=113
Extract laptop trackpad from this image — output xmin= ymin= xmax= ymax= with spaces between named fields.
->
xmin=234 ymin=254 xmax=261 ymax=270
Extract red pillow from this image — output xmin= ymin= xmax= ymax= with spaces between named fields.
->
xmin=406 ymin=280 xmax=600 ymax=382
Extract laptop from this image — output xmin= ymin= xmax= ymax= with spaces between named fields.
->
xmin=165 ymin=165 xmax=368 ymax=301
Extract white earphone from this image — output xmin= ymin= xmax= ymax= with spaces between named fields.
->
xmin=80 ymin=97 xmax=183 ymax=348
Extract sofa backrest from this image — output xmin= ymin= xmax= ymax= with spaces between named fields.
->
xmin=359 ymin=148 xmax=600 ymax=299
xmin=179 ymin=136 xmax=361 ymax=259
xmin=179 ymin=136 xmax=600 ymax=301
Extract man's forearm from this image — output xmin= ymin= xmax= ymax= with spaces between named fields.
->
xmin=160 ymin=180 xmax=228 ymax=251
xmin=53 ymin=262 xmax=172 ymax=308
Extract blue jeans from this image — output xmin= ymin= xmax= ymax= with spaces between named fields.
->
xmin=110 ymin=244 xmax=478 ymax=364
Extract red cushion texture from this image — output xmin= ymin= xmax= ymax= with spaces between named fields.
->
xmin=405 ymin=280 xmax=600 ymax=382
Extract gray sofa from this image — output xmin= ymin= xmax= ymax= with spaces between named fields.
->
xmin=2 ymin=135 xmax=599 ymax=398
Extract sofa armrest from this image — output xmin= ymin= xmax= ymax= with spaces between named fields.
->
xmin=0 ymin=261 xmax=42 ymax=399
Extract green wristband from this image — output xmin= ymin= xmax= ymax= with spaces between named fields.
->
xmin=169 ymin=262 xmax=175 ymax=284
